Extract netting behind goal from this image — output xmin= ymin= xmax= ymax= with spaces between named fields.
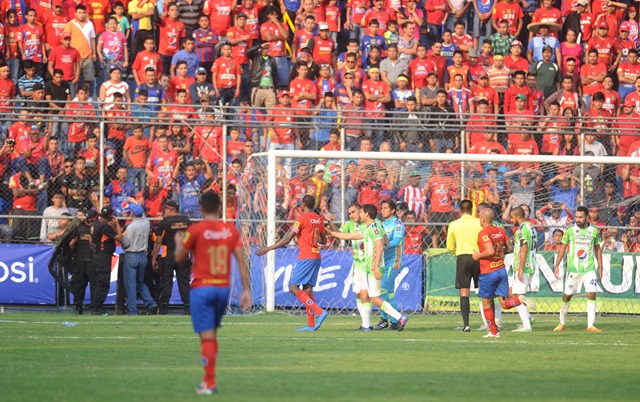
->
xmin=237 ymin=150 xmax=640 ymax=316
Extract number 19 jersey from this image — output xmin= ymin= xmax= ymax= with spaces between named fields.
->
xmin=562 ymin=224 xmax=601 ymax=273
xmin=364 ymin=219 xmax=385 ymax=273
xmin=182 ymin=220 xmax=242 ymax=289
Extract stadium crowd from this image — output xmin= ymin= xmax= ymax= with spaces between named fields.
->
xmin=0 ymin=0 xmax=640 ymax=252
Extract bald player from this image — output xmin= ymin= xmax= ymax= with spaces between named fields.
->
xmin=472 ymin=208 xmax=536 ymax=338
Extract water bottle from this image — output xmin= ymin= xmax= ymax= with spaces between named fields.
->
xmin=62 ymin=322 xmax=78 ymax=327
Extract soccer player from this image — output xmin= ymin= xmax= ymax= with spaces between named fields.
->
xmin=256 ymin=195 xmax=329 ymax=331
xmin=327 ymin=202 xmax=370 ymax=330
xmin=552 ymin=206 xmax=604 ymax=333
xmin=472 ymin=208 xmax=536 ymax=338
xmin=510 ymin=206 xmax=539 ymax=332
xmin=446 ymin=199 xmax=482 ymax=332
xmin=373 ymin=200 xmax=405 ymax=330
xmin=174 ymin=191 xmax=251 ymax=395
xmin=329 ymin=204 xmax=409 ymax=331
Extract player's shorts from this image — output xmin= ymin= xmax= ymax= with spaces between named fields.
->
xmin=291 ymin=258 xmax=321 ymax=286
xmin=564 ymin=270 xmax=598 ymax=295
xmin=366 ymin=270 xmax=383 ymax=298
xmin=429 ymin=212 xmax=455 ymax=233
xmin=455 ymin=254 xmax=480 ymax=289
xmin=381 ymin=266 xmax=401 ymax=292
xmin=190 ymin=286 xmax=231 ymax=333
xmin=352 ymin=262 xmax=368 ymax=293
xmin=478 ymin=268 xmax=509 ymax=299
xmin=511 ymin=271 xmax=532 ymax=294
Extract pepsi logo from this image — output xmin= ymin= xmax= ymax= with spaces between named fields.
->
xmin=577 ymin=249 xmax=587 ymax=260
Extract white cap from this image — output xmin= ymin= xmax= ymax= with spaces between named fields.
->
xmin=318 ymin=22 xmax=329 ymax=30
xmin=314 ymin=164 xmax=325 ymax=173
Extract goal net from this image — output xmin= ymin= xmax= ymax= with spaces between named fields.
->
xmin=236 ymin=150 xmax=640 ymax=317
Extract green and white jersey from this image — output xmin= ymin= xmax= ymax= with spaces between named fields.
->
xmin=513 ymin=221 xmax=537 ymax=275
xmin=340 ymin=220 xmax=367 ymax=271
xmin=562 ymin=224 xmax=601 ymax=273
xmin=363 ymin=219 xmax=385 ymax=273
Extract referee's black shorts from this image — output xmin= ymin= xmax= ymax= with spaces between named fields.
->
xmin=455 ymin=254 xmax=480 ymax=289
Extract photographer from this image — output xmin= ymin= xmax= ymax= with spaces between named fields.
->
xmin=90 ymin=207 xmax=123 ymax=316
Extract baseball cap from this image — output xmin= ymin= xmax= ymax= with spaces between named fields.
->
xmin=368 ymin=67 xmax=380 ymax=73
xmin=278 ymin=90 xmax=291 ymax=97
xmin=467 ymin=49 xmax=478 ymax=58
xmin=478 ymin=71 xmax=489 ymax=78
xmin=516 ymin=94 xmax=527 ymax=101
xmin=236 ymin=12 xmax=248 ymax=19
xmin=577 ymin=0 xmax=588 ymax=5
xmin=511 ymin=40 xmax=523 ymax=48
xmin=199 ymin=94 xmax=211 ymax=103
xmin=624 ymin=97 xmax=636 ymax=107
xmin=314 ymin=164 xmax=325 ymax=173
xmin=542 ymin=45 xmax=553 ymax=52
xmin=197 ymin=67 xmax=207 ymax=74
xmin=100 ymin=206 xmax=114 ymax=218
xmin=318 ymin=22 xmax=329 ymax=30
xmin=130 ymin=202 xmax=145 ymax=217
xmin=52 ymin=0 xmax=63 ymax=6
xmin=343 ymin=70 xmax=354 ymax=77
xmin=410 ymin=170 xmax=421 ymax=176
xmin=620 ymin=21 xmax=631 ymax=32
xmin=149 ymin=176 xmax=160 ymax=185
xmin=597 ymin=20 xmax=609 ymax=29
xmin=60 ymin=31 xmax=71 ymax=39
xmin=589 ymin=207 xmax=599 ymax=213
xmin=165 ymin=200 xmax=179 ymax=210
xmin=32 ymin=82 xmax=44 ymax=91
xmin=86 ymin=210 xmax=99 ymax=220
xmin=85 ymin=159 xmax=96 ymax=168
xmin=618 ymin=205 xmax=629 ymax=213
xmin=427 ymin=71 xmax=438 ymax=77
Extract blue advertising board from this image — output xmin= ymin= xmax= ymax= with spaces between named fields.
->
xmin=0 ymin=244 xmax=57 ymax=304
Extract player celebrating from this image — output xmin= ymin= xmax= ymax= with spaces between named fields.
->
xmin=472 ymin=208 xmax=536 ymax=338
xmin=329 ymin=204 xmax=409 ymax=331
xmin=553 ymin=206 xmax=604 ymax=333
xmin=256 ymin=195 xmax=329 ymax=331
xmin=174 ymin=191 xmax=251 ymax=395
xmin=328 ymin=202 xmax=371 ymax=331
xmin=510 ymin=206 xmax=538 ymax=332
xmin=373 ymin=200 xmax=405 ymax=331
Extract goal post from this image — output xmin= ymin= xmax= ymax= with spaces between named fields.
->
xmin=244 ymin=150 xmax=640 ymax=314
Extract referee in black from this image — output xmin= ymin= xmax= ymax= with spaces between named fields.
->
xmin=446 ymin=199 xmax=483 ymax=332
xmin=69 ymin=210 xmax=98 ymax=314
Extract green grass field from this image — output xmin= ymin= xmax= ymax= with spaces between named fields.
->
xmin=1 ymin=311 xmax=639 ymax=402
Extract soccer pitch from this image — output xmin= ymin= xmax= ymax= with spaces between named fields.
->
xmin=1 ymin=312 xmax=638 ymax=402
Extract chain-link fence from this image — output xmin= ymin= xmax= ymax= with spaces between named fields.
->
xmin=1 ymin=101 xmax=640 ymax=315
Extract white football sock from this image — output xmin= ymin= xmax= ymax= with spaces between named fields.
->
xmin=380 ymin=301 xmax=402 ymax=321
xmin=560 ymin=302 xmax=570 ymax=325
xmin=587 ymin=300 xmax=596 ymax=328
xmin=479 ymin=301 xmax=487 ymax=326
xmin=494 ymin=301 xmax=502 ymax=325
xmin=517 ymin=304 xmax=531 ymax=329
xmin=361 ymin=302 xmax=372 ymax=328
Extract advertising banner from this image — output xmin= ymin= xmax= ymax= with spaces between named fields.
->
xmin=247 ymin=249 xmax=424 ymax=311
xmin=426 ymin=251 xmax=640 ymax=314
xmin=0 ymin=244 xmax=57 ymax=304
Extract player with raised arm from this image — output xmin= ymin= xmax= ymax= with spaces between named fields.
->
xmin=553 ymin=206 xmax=604 ymax=333
xmin=472 ymin=208 xmax=536 ymax=338
xmin=174 ymin=191 xmax=251 ymax=395
xmin=256 ymin=195 xmax=329 ymax=331
xmin=329 ymin=204 xmax=409 ymax=331
xmin=327 ymin=202 xmax=371 ymax=331
xmin=373 ymin=200 xmax=406 ymax=331
xmin=510 ymin=206 xmax=538 ymax=332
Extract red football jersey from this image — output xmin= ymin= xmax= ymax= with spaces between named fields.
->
xmin=477 ymin=226 xmax=508 ymax=274
xmin=292 ymin=212 xmax=325 ymax=260
xmin=182 ymin=220 xmax=242 ymax=288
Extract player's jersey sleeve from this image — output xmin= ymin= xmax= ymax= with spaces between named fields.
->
xmin=181 ymin=223 xmax=199 ymax=251
xmin=561 ymin=228 xmax=571 ymax=245
xmin=520 ymin=224 xmax=532 ymax=246
xmin=387 ymin=219 xmax=405 ymax=248
xmin=593 ymin=227 xmax=602 ymax=246
xmin=292 ymin=216 xmax=305 ymax=234
xmin=340 ymin=220 xmax=354 ymax=233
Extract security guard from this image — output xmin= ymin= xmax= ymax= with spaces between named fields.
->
xmin=69 ymin=210 xmax=98 ymax=314
xmin=91 ymin=207 xmax=123 ymax=316
xmin=151 ymin=200 xmax=191 ymax=315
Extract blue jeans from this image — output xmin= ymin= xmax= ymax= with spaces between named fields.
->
xmin=123 ymin=251 xmax=157 ymax=315
xmin=274 ymin=56 xmax=291 ymax=89
xmin=8 ymin=58 xmax=20 ymax=86
xmin=127 ymin=167 xmax=146 ymax=193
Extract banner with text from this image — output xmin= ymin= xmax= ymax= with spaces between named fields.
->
xmin=426 ymin=251 xmax=640 ymax=314
xmin=248 ymin=249 xmax=424 ymax=311
xmin=0 ymin=244 xmax=57 ymax=304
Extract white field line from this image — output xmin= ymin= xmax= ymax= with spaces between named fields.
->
xmin=15 ymin=335 xmax=634 ymax=347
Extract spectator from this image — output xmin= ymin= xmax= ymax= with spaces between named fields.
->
xmin=146 ymin=135 xmax=179 ymax=192
xmin=39 ymin=192 xmax=69 ymax=242
xmin=425 ymin=161 xmax=458 ymax=248
xmin=63 ymin=5 xmax=96 ymax=95
xmin=47 ymin=31 xmax=80 ymax=96
xmin=170 ymin=37 xmax=199 ymax=78
xmin=105 ymin=166 xmax=136 ymax=216
xmin=543 ymin=228 xmax=564 ymax=251
xmin=260 ymin=6 xmax=290 ymax=89
xmin=124 ymin=125 xmax=151 ymax=192
xmin=470 ymin=71 xmax=500 ymax=114
xmin=17 ymin=60 xmax=45 ymax=100
xmin=97 ymin=16 xmax=128 ymax=82
xmin=427 ymin=89 xmax=458 ymax=152
xmin=248 ymin=42 xmax=278 ymax=108
xmin=536 ymin=202 xmax=574 ymax=242
xmin=174 ymin=160 xmax=214 ymax=218
xmin=527 ymin=23 xmax=562 ymax=64
xmin=132 ymin=36 xmax=163 ymax=87
xmin=530 ymin=46 xmax=561 ymax=99
xmin=490 ymin=19 xmax=516 ymax=56
xmin=155 ymin=3 xmax=186 ymax=75
xmin=8 ymin=169 xmax=41 ymax=241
